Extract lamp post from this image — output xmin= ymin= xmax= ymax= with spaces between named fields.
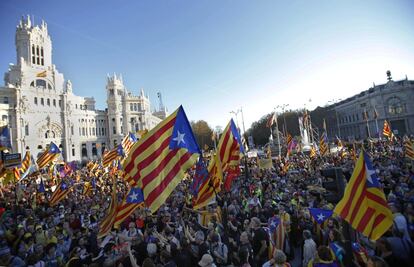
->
xmin=230 ymin=110 xmax=241 ymax=131
xmin=276 ymin=104 xmax=289 ymax=138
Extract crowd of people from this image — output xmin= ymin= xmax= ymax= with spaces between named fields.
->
xmin=0 ymin=137 xmax=413 ymax=267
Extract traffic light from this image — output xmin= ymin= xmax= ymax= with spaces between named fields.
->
xmin=321 ymin=167 xmax=346 ymax=204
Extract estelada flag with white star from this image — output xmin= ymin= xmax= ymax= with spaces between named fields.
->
xmin=114 ymin=187 xmax=145 ymax=229
xmin=334 ymin=151 xmax=393 ymax=240
xmin=123 ymin=105 xmax=200 ymax=214
xmin=309 ymin=208 xmax=333 ymax=225
xmin=193 ymin=119 xmax=243 ymax=209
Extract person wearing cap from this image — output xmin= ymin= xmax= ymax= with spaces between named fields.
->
xmin=35 ymin=225 xmax=48 ymax=246
xmin=198 ymin=253 xmax=216 ymax=267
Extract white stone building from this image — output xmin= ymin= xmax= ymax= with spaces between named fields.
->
xmin=0 ymin=16 xmax=167 ymax=161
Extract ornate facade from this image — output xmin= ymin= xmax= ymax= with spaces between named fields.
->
xmin=325 ymin=71 xmax=414 ymax=140
xmin=0 ymin=16 xmax=166 ymax=161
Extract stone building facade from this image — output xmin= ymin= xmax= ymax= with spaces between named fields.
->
xmin=0 ymin=16 xmax=166 ymax=161
xmin=325 ymin=71 xmax=414 ymax=140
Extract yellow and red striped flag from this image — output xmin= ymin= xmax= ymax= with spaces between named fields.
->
xmin=382 ymin=120 xmax=394 ymax=140
xmin=37 ymin=142 xmax=60 ymax=169
xmin=122 ymin=106 xmax=200 ymax=213
xmin=319 ymin=132 xmax=328 ymax=156
xmin=334 ymin=151 xmax=393 ymax=240
xmin=309 ymin=145 xmax=317 ymax=159
xmin=193 ymin=119 xmax=243 ymax=209
xmin=102 ymin=146 xmax=123 ymax=167
xmin=19 ymin=151 xmax=31 ymax=174
xmin=13 ymin=167 xmax=21 ymax=181
xmin=113 ymin=187 xmax=144 ymax=229
xmin=98 ymin=177 xmax=118 ymax=238
xmin=83 ymin=182 xmax=92 ymax=196
xmin=121 ymin=133 xmax=137 ymax=155
xmin=49 ymin=181 xmax=70 ymax=206
xmin=404 ymin=138 xmax=414 ymax=160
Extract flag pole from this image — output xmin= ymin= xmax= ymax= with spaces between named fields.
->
xmin=274 ymin=111 xmax=281 ymax=158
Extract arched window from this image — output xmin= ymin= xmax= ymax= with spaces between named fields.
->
xmin=32 ymin=45 xmax=35 ymax=64
xmin=36 ymin=79 xmax=46 ymax=88
xmin=40 ymin=47 xmax=44 ymax=66
xmin=25 ymin=124 xmax=29 ymax=136
xmin=47 ymin=98 xmax=50 ymax=106
xmin=36 ymin=46 xmax=40 ymax=64
xmin=3 ymin=97 xmax=8 ymax=104
xmin=45 ymin=130 xmax=55 ymax=139
xmin=387 ymin=96 xmax=404 ymax=115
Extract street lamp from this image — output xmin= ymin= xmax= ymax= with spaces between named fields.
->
xmin=230 ymin=110 xmax=241 ymax=130
xmin=276 ymin=104 xmax=289 ymax=137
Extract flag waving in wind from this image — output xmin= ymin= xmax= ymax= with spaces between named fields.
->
xmin=309 ymin=208 xmax=333 ymax=224
xmin=49 ymin=181 xmax=70 ymax=206
xmin=334 ymin=151 xmax=393 ymax=240
xmin=37 ymin=142 xmax=61 ymax=169
xmin=122 ymin=133 xmax=138 ymax=155
xmin=382 ymin=120 xmax=394 ymax=140
xmin=123 ymin=106 xmax=200 ymax=213
xmin=193 ymin=119 xmax=243 ymax=209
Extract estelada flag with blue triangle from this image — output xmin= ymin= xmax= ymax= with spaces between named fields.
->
xmin=38 ymin=178 xmax=46 ymax=193
xmin=193 ymin=119 xmax=243 ymax=209
xmin=334 ymin=151 xmax=393 ymax=240
xmin=49 ymin=180 xmax=70 ymax=206
xmin=191 ymin=157 xmax=209 ymax=197
xmin=113 ymin=187 xmax=145 ymax=228
xmin=309 ymin=208 xmax=333 ymax=225
xmin=123 ymin=105 xmax=200 ymax=213
xmin=36 ymin=142 xmax=61 ymax=169
xmin=0 ymin=126 xmax=12 ymax=151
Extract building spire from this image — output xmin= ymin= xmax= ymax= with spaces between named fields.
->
xmin=386 ymin=70 xmax=392 ymax=81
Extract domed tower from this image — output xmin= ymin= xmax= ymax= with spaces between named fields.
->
xmin=106 ymin=73 xmax=125 ymax=148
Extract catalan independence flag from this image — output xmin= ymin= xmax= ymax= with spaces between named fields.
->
xmin=98 ymin=177 xmax=118 ymax=238
xmin=36 ymin=142 xmax=61 ymax=169
xmin=113 ymin=187 xmax=144 ymax=229
xmin=334 ymin=151 xmax=393 ymax=240
xmin=102 ymin=145 xmax=123 ymax=167
xmin=193 ymin=119 xmax=243 ymax=209
xmin=404 ymin=138 xmax=414 ymax=160
xmin=121 ymin=133 xmax=138 ymax=155
xmin=309 ymin=144 xmax=317 ymax=159
xmin=19 ymin=151 xmax=31 ymax=174
xmin=122 ymin=106 xmax=200 ymax=213
xmin=49 ymin=181 xmax=70 ymax=206
xmin=319 ymin=132 xmax=328 ymax=156
xmin=382 ymin=120 xmax=394 ymax=140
